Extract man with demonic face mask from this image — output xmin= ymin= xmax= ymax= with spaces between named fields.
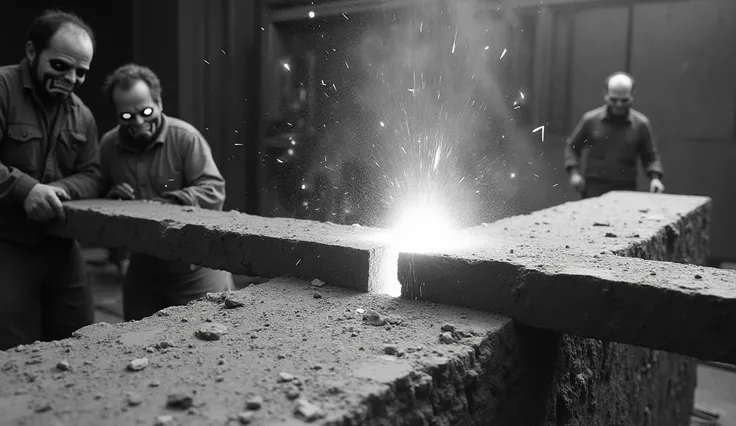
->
xmin=98 ymin=63 xmax=233 ymax=321
xmin=0 ymin=11 xmax=102 ymax=350
xmin=564 ymin=71 xmax=664 ymax=198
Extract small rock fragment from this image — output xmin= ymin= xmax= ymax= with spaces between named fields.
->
xmin=604 ymin=232 xmax=618 ymax=238
xmin=127 ymin=357 xmax=149 ymax=372
xmin=167 ymin=393 xmax=193 ymax=410
xmin=126 ymin=392 xmax=143 ymax=406
xmin=149 ymin=380 xmax=161 ymax=388
xmin=154 ymin=415 xmax=174 ymax=426
xmin=146 ymin=346 xmax=156 ymax=353
xmin=310 ymin=279 xmax=326 ymax=288
xmin=94 ymin=392 xmax=104 ymax=400
xmin=355 ymin=308 xmax=365 ymax=314
xmin=440 ymin=323 xmax=456 ymax=333
xmin=195 ymin=323 xmax=228 ymax=341
xmin=383 ymin=344 xmax=399 ymax=356
xmin=313 ymin=293 xmax=322 ymax=299
xmin=439 ymin=332 xmax=455 ymax=344
xmin=695 ymin=274 xmax=703 ymax=279
xmin=238 ymin=411 xmax=255 ymax=424
xmin=245 ymin=395 xmax=264 ymax=410
xmin=286 ymin=385 xmax=301 ymax=400
xmin=206 ymin=292 xmax=226 ymax=303
xmin=56 ymin=360 xmax=71 ymax=371
xmin=224 ymin=297 xmax=245 ymax=309
xmin=277 ymin=354 xmax=286 ymax=360
xmin=34 ymin=402 xmax=52 ymax=413
xmin=156 ymin=340 xmax=175 ymax=350
xmin=362 ymin=310 xmax=386 ymax=326
xmin=350 ymin=332 xmax=359 ymax=337
xmin=278 ymin=372 xmax=294 ymax=383
xmin=593 ymin=221 xmax=611 ymax=227
xmin=294 ymin=399 xmax=324 ymax=422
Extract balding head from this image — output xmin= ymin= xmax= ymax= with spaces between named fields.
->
xmin=603 ymin=72 xmax=635 ymax=116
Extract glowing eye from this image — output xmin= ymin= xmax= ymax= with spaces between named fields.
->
xmin=142 ymin=107 xmax=154 ymax=116
xmin=120 ymin=112 xmax=132 ymax=121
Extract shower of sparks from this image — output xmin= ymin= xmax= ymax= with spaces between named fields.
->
xmin=532 ymin=125 xmax=545 ymax=142
xmin=499 ymin=48 xmax=507 ymax=59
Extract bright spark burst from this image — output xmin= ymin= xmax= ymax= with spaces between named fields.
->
xmin=283 ymin=62 xmax=291 ymax=71
xmin=308 ymin=11 xmax=315 ymax=18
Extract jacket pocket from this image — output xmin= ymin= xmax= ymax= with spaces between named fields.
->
xmin=2 ymin=123 xmax=43 ymax=173
xmin=57 ymin=129 xmax=88 ymax=175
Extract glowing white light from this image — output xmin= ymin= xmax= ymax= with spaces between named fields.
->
xmin=308 ymin=11 xmax=315 ymax=18
xmin=380 ymin=121 xmax=385 ymax=127
xmin=391 ymin=206 xmax=455 ymax=253
xmin=301 ymin=184 xmax=306 ymax=190
xmin=500 ymin=48 xmax=507 ymax=59
xmin=287 ymin=149 xmax=294 ymax=156
xmin=510 ymin=172 xmax=516 ymax=178
xmin=283 ymin=62 xmax=291 ymax=71
xmin=484 ymin=46 xmax=490 ymax=50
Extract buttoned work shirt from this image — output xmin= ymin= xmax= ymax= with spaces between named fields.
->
xmin=564 ymin=106 xmax=664 ymax=183
xmin=99 ymin=114 xmax=225 ymax=210
xmin=0 ymin=59 xmax=101 ymax=245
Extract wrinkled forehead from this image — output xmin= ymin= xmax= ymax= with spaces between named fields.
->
xmin=43 ymin=25 xmax=94 ymax=68
xmin=607 ymin=83 xmax=633 ymax=98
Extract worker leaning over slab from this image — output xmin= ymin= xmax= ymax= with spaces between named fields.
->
xmin=0 ymin=11 xmax=102 ymax=350
xmin=97 ymin=63 xmax=233 ymax=321
xmin=564 ymin=71 xmax=665 ymax=198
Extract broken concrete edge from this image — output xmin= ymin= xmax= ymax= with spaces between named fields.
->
xmin=398 ymin=251 xmax=736 ymax=364
xmin=50 ymin=200 xmax=395 ymax=293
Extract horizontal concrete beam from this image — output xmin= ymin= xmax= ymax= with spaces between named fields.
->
xmin=399 ymin=192 xmax=736 ymax=364
xmin=50 ymin=200 xmax=394 ymax=293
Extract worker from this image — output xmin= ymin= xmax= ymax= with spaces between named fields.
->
xmin=0 ymin=11 xmax=102 ymax=350
xmin=98 ymin=63 xmax=233 ymax=321
xmin=564 ymin=71 xmax=664 ymax=198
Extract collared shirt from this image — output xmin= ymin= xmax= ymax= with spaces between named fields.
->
xmin=0 ymin=59 xmax=102 ymax=245
xmin=564 ymin=105 xmax=664 ymax=183
xmin=99 ymin=114 xmax=225 ymax=211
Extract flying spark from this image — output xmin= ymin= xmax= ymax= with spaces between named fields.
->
xmin=500 ymin=48 xmax=507 ymax=59
xmin=308 ymin=11 xmax=315 ymax=18
xmin=532 ymin=125 xmax=545 ymax=142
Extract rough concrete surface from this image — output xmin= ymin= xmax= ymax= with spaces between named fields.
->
xmin=50 ymin=200 xmax=395 ymax=293
xmin=399 ymin=191 xmax=722 ymax=424
xmin=399 ymin=191 xmax=735 ymax=363
xmin=0 ymin=278 xmax=523 ymax=426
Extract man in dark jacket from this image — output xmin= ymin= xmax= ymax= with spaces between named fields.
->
xmin=0 ymin=11 xmax=102 ymax=350
xmin=564 ymin=71 xmax=664 ymax=198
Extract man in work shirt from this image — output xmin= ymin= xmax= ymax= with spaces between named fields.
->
xmin=564 ymin=71 xmax=665 ymax=198
xmin=98 ymin=63 xmax=232 ymax=321
xmin=0 ymin=11 xmax=101 ymax=350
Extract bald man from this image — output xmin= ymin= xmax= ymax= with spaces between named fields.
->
xmin=0 ymin=11 xmax=101 ymax=349
xmin=564 ymin=71 xmax=664 ymax=198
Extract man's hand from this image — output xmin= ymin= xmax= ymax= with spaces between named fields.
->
xmin=650 ymin=178 xmax=665 ymax=193
xmin=23 ymin=184 xmax=69 ymax=222
xmin=106 ymin=183 xmax=136 ymax=200
xmin=569 ymin=170 xmax=585 ymax=193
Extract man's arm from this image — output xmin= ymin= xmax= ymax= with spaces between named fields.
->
xmin=563 ymin=115 xmax=589 ymax=174
xmin=50 ymin=115 xmax=104 ymax=199
xmin=0 ymin=77 xmax=39 ymax=206
xmin=638 ymin=118 xmax=664 ymax=180
xmin=162 ymin=132 xmax=225 ymax=210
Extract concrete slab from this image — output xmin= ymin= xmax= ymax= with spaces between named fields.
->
xmin=50 ymin=200 xmax=395 ymax=293
xmin=399 ymin=192 xmax=736 ymax=363
xmin=0 ymin=277 xmax=519 ymax=425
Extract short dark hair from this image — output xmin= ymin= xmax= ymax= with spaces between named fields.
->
xmin=26 ymin=9 xmax=96 ymax=53
xmin=103 ymin=63 xmax=163 ymax=105
xmin=604 ymin=71 xmax=636 ymax=92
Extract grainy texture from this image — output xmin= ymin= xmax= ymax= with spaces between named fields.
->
xmin=50 ymin=200 xmax=395 ymax=293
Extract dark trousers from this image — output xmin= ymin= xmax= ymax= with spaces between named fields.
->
xmin=0 ymin=238 xmax=93 ymax=350
xmin=123 ymin=254 xmax=233 ymax=321
xmin=582 ymin=178 xmax=637 ymax=199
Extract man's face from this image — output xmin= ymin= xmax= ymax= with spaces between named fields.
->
xmin=112 ymin=79 xmax=162 ymax=142
xmin=27 ymin=25 xmax=93 ymax=101
xmin=604 ymin=84 xmax=634 ymax=116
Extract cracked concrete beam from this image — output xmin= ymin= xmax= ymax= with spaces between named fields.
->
xmin=50 ymin=200 xmax=394 ymax=293
xmin=399 ymin=192 xmax=736 ymax=363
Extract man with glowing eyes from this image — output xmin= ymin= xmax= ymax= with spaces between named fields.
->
xmin=98 ymin=63 xmax=232 ymax=321
xmin=0 ymin=11 xmax=102 ymax=350
xmin=564 ymin=71 xmax=664 ymax=198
